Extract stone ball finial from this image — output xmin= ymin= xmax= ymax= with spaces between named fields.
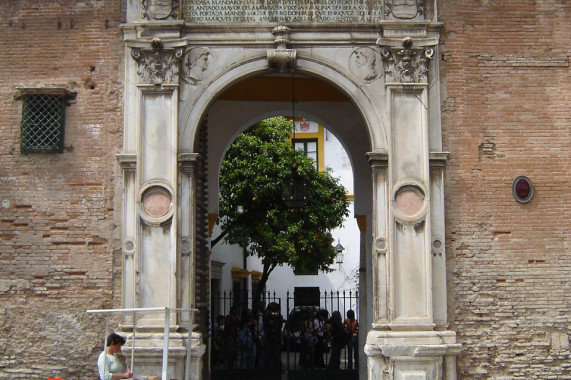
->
xmin=151 ymin=38 xmax=164 ymax=51
xmin=402 ymin=37 xmax=413 ymax=49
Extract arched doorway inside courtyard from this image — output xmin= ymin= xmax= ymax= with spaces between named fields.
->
xmin=190 ymin=72 xmax=374 ymax=380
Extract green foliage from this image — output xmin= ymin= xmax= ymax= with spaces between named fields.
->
xmin=219 ymin=117 xmax=350 ymax=275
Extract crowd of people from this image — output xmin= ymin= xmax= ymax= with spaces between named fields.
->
xmin=212 ymin=303 xmax=359 ymax=371
xmin=212 ymin=302 xmax=283 ymax=370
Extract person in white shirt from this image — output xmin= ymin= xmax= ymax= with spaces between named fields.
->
xmin=97 ymin=333 xmax=133 ymax=380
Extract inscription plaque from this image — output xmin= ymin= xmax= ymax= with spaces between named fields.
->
xmin=183 ymin=0 xmax=383 ymax=23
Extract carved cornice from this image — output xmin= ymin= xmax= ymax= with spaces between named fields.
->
xmin=267 ymin=25 xmax=296 ymax=73
xmin=131 ymin=38 xmax=183 ymax=86
xmin=379 ymin=37 xmax=434 ymax=84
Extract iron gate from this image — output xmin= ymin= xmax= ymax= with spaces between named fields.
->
xmin=211 ymin=290 xmax=359 ymax=380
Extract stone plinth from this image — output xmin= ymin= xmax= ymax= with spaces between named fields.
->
xmin=365 ymin=330 xmax=461 ymax=380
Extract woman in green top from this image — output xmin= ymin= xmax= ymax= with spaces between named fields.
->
xmin=97 ymin=333 xmax=133 ymax=380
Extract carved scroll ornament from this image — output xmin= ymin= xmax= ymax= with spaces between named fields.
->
xmin=131 ymin=38 xmax=183 ymax=86
xmin=380 ymin=37 xmax=434 ymax=83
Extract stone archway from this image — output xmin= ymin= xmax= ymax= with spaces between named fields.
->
xmin=119 ymin=1 xmax=460 ymax=379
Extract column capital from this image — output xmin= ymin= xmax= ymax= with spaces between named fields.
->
xmin=131 ymin=38 xmax=184 ymax=87
xmin=367 ymin=151 xmax=389 ymax=168
xmin=117 ymin=153 xmax=137 ymax=170
xmin=377 ymin=37 xmax=435 ymax=84
xmin=178 ymin=153 xmax=199 ymax=173
xmin=429 ymin=151 xmax=450 ymax=167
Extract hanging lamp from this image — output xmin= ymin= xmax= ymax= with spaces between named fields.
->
xmin=282 ymin=69 xmax=307 ymax=208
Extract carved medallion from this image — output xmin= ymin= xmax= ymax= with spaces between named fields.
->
xmin=143 ymin=186 xmax=171 ymax=217
xmin=395 ymin=185 xmax=424 ymax=217
xmin=385 ymin=0 xmax=424 ymax=19
xmin=379 ymin=37 xmax=434 ymax=83
xmin=138 ymin=181 xmax=174 ymax=226
xmin=348 ymin=47 xmax=382 ymax=83
xmin=141 ymin=0 xmax=178 ymax=20
xmin=181 ymin=48 xmax=213 ymax=84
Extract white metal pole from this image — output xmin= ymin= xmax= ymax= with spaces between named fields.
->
xmin=184 ymin=310 xmax=192 ymax=380
xmin=103 ymin=318 xmax=108 ymax=380
xmin=131 ymin=311 xmax=136 ymax=375
xmin=162 ymin=308 xmax=170 ymax=380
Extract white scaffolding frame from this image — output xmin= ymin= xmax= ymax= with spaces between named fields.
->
xmin=87 ymin=307 xmax=197 ymax=380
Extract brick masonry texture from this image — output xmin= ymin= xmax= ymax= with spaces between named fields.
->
xmin=0 ymin=1 xmax=569 ymax=379
xmin=0 ymin=1 xmax=125 ymax=379
xmin=439 ymin=1 xmax=570 ymax=378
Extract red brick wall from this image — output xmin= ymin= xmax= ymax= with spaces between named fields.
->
xmin=439 ymin=1 xmax=571 ymax=378
xmin=0 ymin=1 xmax=124 ymax=378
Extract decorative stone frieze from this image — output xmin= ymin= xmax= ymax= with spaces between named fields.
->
xmin=131 ymin=38 xmax=184 ymax=86
xmin=379 ymin=37 xmax=434 ymax=84
xmin=267 ymin=25 xmax=296 ymax=73
xmin=141 ymin=0 xmax=180 ymax=20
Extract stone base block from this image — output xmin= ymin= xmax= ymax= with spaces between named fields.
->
xmin=364 ymin=330 xmax=461 ymax=380
xmin=120 ymin=331 xmax=206 ymax=380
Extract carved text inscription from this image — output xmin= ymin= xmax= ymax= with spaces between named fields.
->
xmin=183 ymin=0 xmax=383 ymax=23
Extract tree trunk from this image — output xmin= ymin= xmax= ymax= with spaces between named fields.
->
xmin=252 ymin=260 xmax=273 ymax=313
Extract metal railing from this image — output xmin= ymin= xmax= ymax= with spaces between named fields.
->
xmin=211 ymin=289 xmax=359 ymax=373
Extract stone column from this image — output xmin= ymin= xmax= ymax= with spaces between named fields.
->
xmin=118 ymin=153 xmax=137 ymax=321
xmin=367 ymin=153 xmax=389 ymax=327
xmin=130 ymin=39 xmax=182 ymax=322
xmin=365 ymin=37 xmax=460 ymax=379
xmin=116 ymin=37 xmax=204 ymax=379
xmin=430 ymin=153 xmax=449 ymax=330
xmin=178 ymin=153 xmax=206 ymax=380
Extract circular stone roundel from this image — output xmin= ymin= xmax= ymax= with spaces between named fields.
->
xmin=142 ymin=186 xmax=171 ymax=218
xmin=512 ymin=176 xmax=534 ymax=203
xmin=395 ymin=185 xmax=425 ymax=217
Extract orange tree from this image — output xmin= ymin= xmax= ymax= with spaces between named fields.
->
xmin=218 ymin=117 xmax=349 ymax=310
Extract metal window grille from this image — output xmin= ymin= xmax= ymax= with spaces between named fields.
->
xmin=21 ymin=94 xmax=66 ymax=154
